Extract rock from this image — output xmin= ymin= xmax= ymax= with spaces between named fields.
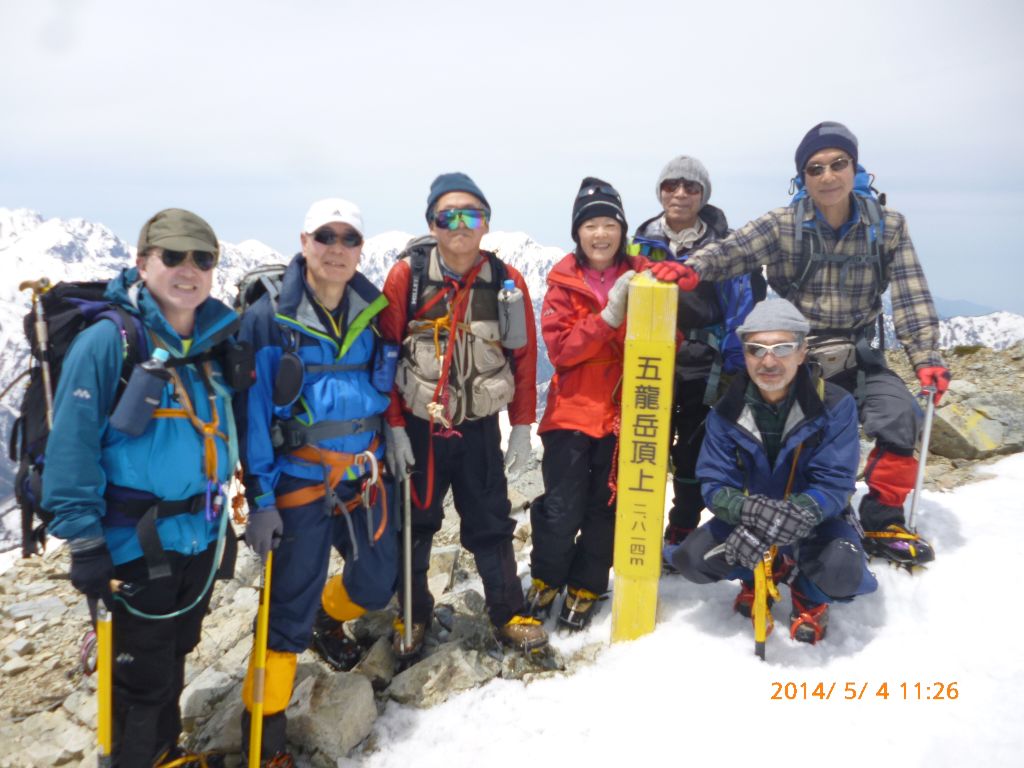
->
xmin=448 ymin=613 xmax=500 ymax=653
xmin=388 ymin=644 xmax=501 ymax=708
xmin=427 ymin=545 xmax=460 ymax=597
xmin=7 ymin=637 xmax=35 ymax=657
xmin=931 ymin=403 xmax=1005 ymax=459
xmin=436 ymin=588 xmax=486 ymax=617
xmin=181 ymin=667 xmax=235 ymax=730
xmin=61 ymin=689 xmax=96 ymax=727
xmin=5 ymin=596 xmax=67 ymax=622
xmin=189 ymin=679 xmax=244 ymax=754
xmin=347 ymin=609 xmax=395 ymax=645
xmin=2 ymin=656 xmax=30 ymax=675
xmin=352 ymin=636 xmax=395 ymax=691
xmin=289 ymin=669 xmax=376 ymax=762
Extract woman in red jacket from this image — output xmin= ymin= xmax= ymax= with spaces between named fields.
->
xmin=528 ymin=178 xmax=650 ymax=630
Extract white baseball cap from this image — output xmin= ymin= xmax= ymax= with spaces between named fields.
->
xmin=303 ymin=198 xmax=364 ymax=237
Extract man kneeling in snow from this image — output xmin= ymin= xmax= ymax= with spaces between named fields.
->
xmin=669 ymin=299 xmax=877 ymax=643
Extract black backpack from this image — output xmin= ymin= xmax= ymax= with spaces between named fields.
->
xmin=8 ymin=280 xmax=145 ymax=557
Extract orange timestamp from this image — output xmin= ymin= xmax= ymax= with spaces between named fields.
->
xmin=770 ymin=681 xmax=959 ymax=701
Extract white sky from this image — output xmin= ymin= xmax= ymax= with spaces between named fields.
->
xmin=3 ymin=0 xmax=1024 ymax=312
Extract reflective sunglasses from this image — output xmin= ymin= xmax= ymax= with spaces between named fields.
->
xmin=660 ymin=178 xmax=702 ymax=196
xmin=160 ymin=249 xmax=217 ymax=272
xmin=433 ymin=208 xmax=489 ymax=230
xmin=576 ymin=183 xmax=620 ymax=201
xmin=312 ymin=228 xmax=364 ymax=248
xmin=804 ymin=156 xmax=852 ymax=177
xmin=743 ymin=341 xmax=802 ymax=359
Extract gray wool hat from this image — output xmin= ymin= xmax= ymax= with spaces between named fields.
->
xmin=657 ymin=155 xmax=711 ymax=208
xmin=736 ymin=298 xmax=811 ymax=338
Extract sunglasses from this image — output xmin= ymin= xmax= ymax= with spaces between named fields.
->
xmin=160 ymin=249 xmax=217 ymax=272
xmin=433 ymin=208 xmax=489 ymax=230
xmin=743 ymin=341 xmax=802 ymax=359
xmin=312 ymin=228 xmax=364 ymax=248
xmin=804 ymin=156 xmax=852 ymax=177
xmin=660 ymin=179 xmax=702 ymax=196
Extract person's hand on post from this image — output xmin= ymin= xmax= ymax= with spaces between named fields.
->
xmin=649 ymin=261 xmax=699 ymax=291
xmin=600 ymin=270 xmax=635 ymax=328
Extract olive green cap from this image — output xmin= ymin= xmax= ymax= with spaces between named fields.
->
xmin=137 ymin=208 xmax=219 ymax=256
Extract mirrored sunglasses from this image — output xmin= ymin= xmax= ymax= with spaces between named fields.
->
xmin=312 ymin=228 xmax=364 ymax=248
xmin=804 ymin=156 xmax=852 ymax=177
xmin=660 ymin=179 xmax=702 ymax=196
xmin=576 ymin=183 xmax=620 ymax=201
xmin=160 ymin=249 xmax=217 ymax=272
xmin=434 ymin=208 xmax=489 ymax=230
xmin=743 ymin=341 xmax=801 ymax=359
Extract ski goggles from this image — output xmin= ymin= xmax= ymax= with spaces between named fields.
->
xmin=160 ymin=249 xmax=217 ymax=271
xmin=659 ymin=179 xmax=702 ymax=196
xmin=743 ymin=341 xmax=802 ymax=359
xmin=312 ymin=228 xmax=364 ymax=248
xmin=433 ymin=208 xmax=489 ymax=230
xmin=804 ymin=156 xmax=852 ymax=177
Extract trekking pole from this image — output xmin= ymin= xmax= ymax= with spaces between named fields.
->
xmin=96 ymin=604 xmax=112 ymax=767
xmin=907 ymin=385 xmax=937 ymax=532
xmin=248 ymin=552 xmax=273 ymax=768
xmin=401 ymin=472 xmax=413 ymax=651
xmin=19 ymin=278 xmax=54 ymax=428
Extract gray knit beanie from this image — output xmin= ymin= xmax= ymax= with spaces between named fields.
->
xmin=736 ymin=298 xmax=811 ymax=338
xmin=656 ymin=155 xmax=711 ymax=208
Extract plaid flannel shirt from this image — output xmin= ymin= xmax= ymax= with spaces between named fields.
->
xmin=688 ymin=203 xmax=944 ymax=370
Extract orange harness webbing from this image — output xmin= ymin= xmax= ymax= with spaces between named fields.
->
xmin=153 ymin=362 xmax=227 ymax=483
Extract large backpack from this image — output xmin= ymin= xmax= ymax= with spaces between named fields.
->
xmin=8 ymin=280 xmax=146 ymax=557
xmin=783 ymin=165 xmax=893 ymax=305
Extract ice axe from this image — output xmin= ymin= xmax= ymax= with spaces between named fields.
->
xmin=907 ymin=385 xmax=937 ymax=532
xmin=19 ymin=277 xmax=54 ymax=428
xmin=96 ymin=603 xmax=112 ymax=767
xmin=248 ymin=552 xmax=273 ymax=768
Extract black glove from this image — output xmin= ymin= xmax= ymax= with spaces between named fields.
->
xmin=723 ymin=524 xmax=771 ymax=570
xmin=68 ymin=537 xmax=115 ymax=604
xmin=245 ymin=505 xmax=283 ymax=558
xmin=739 ymin=494 xmax=819 ymax=546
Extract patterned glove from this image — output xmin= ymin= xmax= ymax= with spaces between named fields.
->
xmin=739 ymin=494 xmax=820 ymax=546
xmin=68 ymin=537 xmax=114 ymax=605
xmin=384 ymin=423 xmax=416 ymax=479
xmin=916 ymin=366 xmax=951 ymax=404
xmin=504 ymin=424 xmax=533 ymax=477
xmin=723 ymin=524 xmax=770 ymax=570
xmin=600 ymin=270 xmax=635 ymax=328
xmin=648 ymin=261 xmax=699 ymax=291
xmin=245 ymin=506 xmax=283 ymax=558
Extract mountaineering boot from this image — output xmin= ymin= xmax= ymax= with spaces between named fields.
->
xmin=863 ymin=524 xmax=935 ymax=567
xmin=525 ymin=578 xmax=561 ymax=620
xmin=240 ymin=710 xmax=290 ymax=768
xmin=662 ymin=526 xmax=694 ymax=574
xmin=790 ymin=592 xmax=829 ymax=644
xmin=392 ymin=616 xmax=427 ymax=660
xmin=496 ymin=615 xmax=549 ymax=650
xmin=310 ymin=608 xmax=363 ymax=671
xmin=558 ymin=587 xmax=601 ymax=631
xmin=733 ymin=553 xmax=794 ymax=618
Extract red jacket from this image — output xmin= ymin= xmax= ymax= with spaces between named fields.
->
xmin=538 ymin=253 xmax=650 ymax=438
xmin=380 ymin=253 xmax=538 ymax=427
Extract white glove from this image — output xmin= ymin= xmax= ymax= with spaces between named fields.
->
xmin=600 ymin=270 xmax=635 ymax=328
xmin=504 ymin=424 xmax=533 ymax=477
xmin=384 ymin=423 xmax=416 ymax=479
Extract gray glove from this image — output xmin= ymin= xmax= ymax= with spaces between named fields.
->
xmin=723 ymin=524 xmax=770 ymax=570
xmin=504 ymin=424 xmax=533 ymax=477
xmin=384 ymin=423 xmax=415 ymax=479
xmin=245 ymin=506 xmax=283 ymax=558
xmin=600 ymin=270 xmax=635 ymax=328
xmin=739 ymin=494 xmax=820 ymax=546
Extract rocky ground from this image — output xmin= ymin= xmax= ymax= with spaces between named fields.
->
xmin=1 ymin=342 xmax=1022 ymax=767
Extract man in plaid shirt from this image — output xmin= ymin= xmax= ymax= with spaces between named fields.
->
xmin=651 ymin=122 xmax=950 ymax=567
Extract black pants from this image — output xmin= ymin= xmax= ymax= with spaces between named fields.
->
xmin=399 ymin=413 xmax=524 ymax=627
xmin=110 ymin=541 xmax=217 ymax=767
xmin=668 ymin=377 xmax=711 ymax=532
xmin=531 ymin=430 xmax=617 ymax=594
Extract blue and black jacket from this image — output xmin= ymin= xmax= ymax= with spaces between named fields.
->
xmin=43 ymin=267 xmax=240 ymax=566
xmin=235 ymin=254 xmax=390 ymax=510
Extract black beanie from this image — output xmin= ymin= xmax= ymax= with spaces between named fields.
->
xmin=571 ymin=177 xmax=627 ymax=242
xmin=794 ymin=121 xmax=858 ymax=176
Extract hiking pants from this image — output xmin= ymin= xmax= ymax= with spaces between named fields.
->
xmin=668 ymin=376 xmax=711 ymax=534
xmin=531 ymin=430 xmax=617 ymax=595
xmin=830 ymin=362 xmax=923 ymax=523
xmin=400 ymin=413 xmax=525 ymax=628
xmin=673 ymin=515 xmax=877 ymax=604
xmin=110 ymin=541 xmax=217 ymax=768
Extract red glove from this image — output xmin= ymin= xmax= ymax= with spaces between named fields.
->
xmin=916 ymin=366 xmax=951 ymax=403
xmin=649 ymin=261 xmax=700 ymax=292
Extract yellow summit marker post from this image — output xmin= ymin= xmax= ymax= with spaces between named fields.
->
xmin=612 ymin=271 xmax=677 ymax=642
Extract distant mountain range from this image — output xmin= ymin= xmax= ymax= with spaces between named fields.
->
xmin=1 ymin=206 xmax=1022 ymax=503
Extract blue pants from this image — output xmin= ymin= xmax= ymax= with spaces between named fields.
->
xmin=268 ymin=474 xmax=398 ymax=653
xmin=674 ymin=514 xmax=878 ymax=604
